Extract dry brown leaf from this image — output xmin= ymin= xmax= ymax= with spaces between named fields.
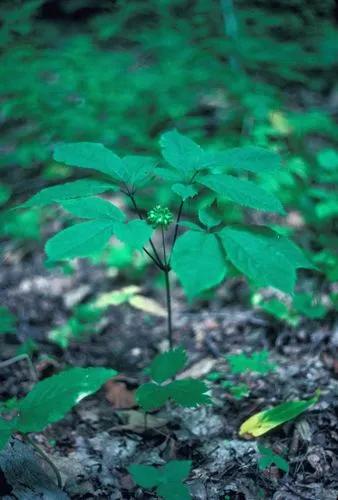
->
xmin=105 ymin=379 xmax=136 ymax=409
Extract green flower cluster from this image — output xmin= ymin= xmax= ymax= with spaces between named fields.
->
xmin=147 ymin=205 xmax=173 ymax=229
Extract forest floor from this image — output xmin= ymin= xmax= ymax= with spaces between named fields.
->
xmin=0 ymin=235 xmax=337 ymax=500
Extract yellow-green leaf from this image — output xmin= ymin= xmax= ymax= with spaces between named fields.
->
xmin=239 ymin=391 xmax=319 ymax=438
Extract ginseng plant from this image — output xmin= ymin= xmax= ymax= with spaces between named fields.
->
xmin=21 ymin=129 xmax=315 ymax=348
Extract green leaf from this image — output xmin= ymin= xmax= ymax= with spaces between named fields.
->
xmin=157 ymin=481 xmax=191 ymax=500
xmin=135 ymin=382 xmax=170 ymax=412
xmin=199 ymin=174 xmax=285 ymax=214
xmin=54 ymin=142 xmax=126 ymax=181
xmin=0 ymin=418 xmax=14 ymax=450
xmin=269 ymin=232 xmax=314 ymax=270
xmin=61 ymin=197 xmax=125 ymax=221
xmin=293 ymin=293 xmax=327 ymax=319
xmin=0 ymin=398 xmax=19 ymax=414
xmin=178 ymin=221 xmax=203 ymax=232
xmin=258 ymin=445 xmax=289 ymax=473
xmin=16 ymin=339 xmax=39 ymax=357
xmin=149 ymin=347 xmax=188 ymax=383
xmin=222 ymin=382 xmax=250 ymax=400
xmin=219 ymin=226 xmax=312 ymax=294
xmin=0 ymin=306 xmax=16 ymax=334
xmin=239 ymin=391 xmax=319 ymax=437
xmin=128 ymin=464 xmax=162 ymax=488
xmin=129 ymin=460 xmax=192 ymax=500
xmin=16 ymin=367 xmax=117 ymax=433
xmin=122 ymin=155 xmax=157 ymax=187
xmin=168 ymin=379 xmax=211 ymax=407
xmin=45 ymin=220 xmax=115 ymax=261
xmin=171 ymin=231 xmax=227 ymax=299
xmin=172 ymin=183 xmax=198 ymax=200
xmin=22 ymin=179 xmax=117 ymax=208
xmin=156 ymin=168 xmax=183 ymax=182
xmin=226 ymin=350 xmax=276 ymax=375
xmin=161 ymin=460 xmax=192 ymax=482
xmin=259 ymin=299 xmax=291 ymax=321
xmin=203 ymin=146 xmax=281 ymax=174
xmin=160 ymin=130 xmax=203 ymax=177
xmin=114 ymin=220 xmax=153 ymax=250
xmin=198 ymin=205 xmax=222 ymax=228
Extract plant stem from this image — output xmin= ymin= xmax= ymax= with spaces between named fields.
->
xmin=168 ymin=170 xmax=198 ymax=264
xmin=0 ymin=354 xmax=37 ymax=382
xmin=220 ymin=0 xmax=241 ymax=72
xmin=169 ymin=200 xmax=184 ymax=264
xmin=128 ymin=193 xmax=164 ymax=269
xmin=161 ymin=226 xmax=173 ymax=348
xmin=23 ymin=434 xmax=63 ymax=489
xmin=161 ymin=226 xmax=167 ymax=265
xmin=164 ymin=269 xmax=173 ymax=349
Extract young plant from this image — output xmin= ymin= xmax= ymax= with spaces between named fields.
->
xmin=0 ymin=366 xmax=117 ymax=487
xmin=226 ymin=350 xmax=277 ymax=375
xmin=207 ymin=350 xmax=276 ymax=400
xmin=136 ymin=346 xmax=211 ymax=412
xmin=21 ymin=130 xmax=315 ymax=348
xmin=128 ymin=459 xmax=192 ymax=500
xmin=257 ymin=444 xmax=289 ymax=474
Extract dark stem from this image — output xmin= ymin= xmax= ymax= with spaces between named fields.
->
xmin=168 ymin=200 xmax=184 ymax=264
xmin=128 ymin=193 xmax=164 ymax=269
xmin=23 ymin=434 xmax=63 ymax=489
xmin=168 ymin=169 xmax=198 ymax=263
xmin=161 ymin=226 xmax=167 ymax=265
xmin=164 ymin=269 xmax=173 ymax=349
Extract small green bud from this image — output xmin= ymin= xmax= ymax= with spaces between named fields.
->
xmin=147 ymin=205 xmax=173 ymax=229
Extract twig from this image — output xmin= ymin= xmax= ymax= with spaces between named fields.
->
xmin=0 ymin=354 xmax=37 ymax=382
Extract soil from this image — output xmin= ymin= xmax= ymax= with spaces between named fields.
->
xmin=0 ymin=237 xmax=338 ymax=499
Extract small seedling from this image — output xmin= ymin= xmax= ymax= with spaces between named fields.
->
xmin=226 ymin=350 xmax=276 ymax=375
xmin=0 ymin=366 xmax=117 ymax=487
xmin=221 ymin=381 xmax=250 ymax=400
xmin=258 ymin=444 xmax=289 ymax=473
xmin=206 ymin=350 xmax=277 ymax=400
xmin=136 ymin=346 xmax=211 ymax=411
xmin=129 ymin=459 xmax=192 ymax=500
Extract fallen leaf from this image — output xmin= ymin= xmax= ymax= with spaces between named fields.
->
xmin=105 ymin=379 xmax=136 ymax=409
xmin=239 ymin=391 xmax=319 ymax=438
xmin=95 ymin=286 xmax=140 ymax=308
xmin=178 ymin=358 xmax=216 ymax=379
xmin=128 ymin=295 xmax=166 ymax=317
